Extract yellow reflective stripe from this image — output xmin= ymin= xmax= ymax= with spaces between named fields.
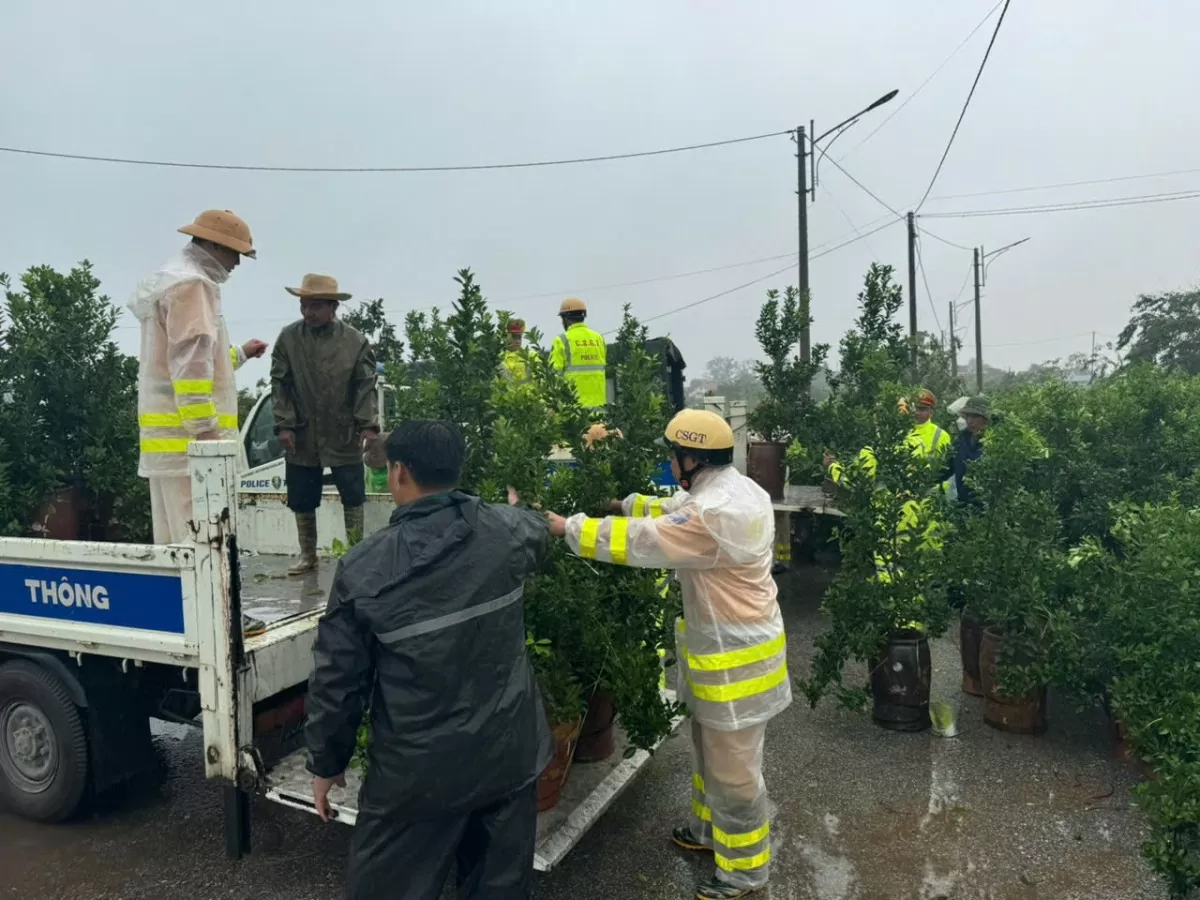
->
xmin=633 ymin=495 xmax=648 ymax=517
xmin=579 ymin=518 xmax=600 ymax=559
xmin=686 ymin=633 xmax=787 ymax=673
xmin=713 ymin=821 xmax=770 ymax=850
xmin=716 ymin=847 xmax=771 ymax=872
xmin=688 ymin=664 xmax=788 ymax=703
xmin=178 ymin=401 xmax=217 ymax=421
xmin=139 ymin=412 xmax=181 ymax=427
xmin=649 ymin=498 xmax=666 ymax=518
xmin=609 ymin=517 xmax=629 ymax=565
xmin=173 ymin=379 xmax=213 ymax=395
xmin=139 ymin=412 xmax=237 ymax=429
xmin=692 ymin=772 xmax=705 ymax=793
xmin=229 ymin=346 xmax=239 ymax=369
xmin=140 ymin=438 xmax=192 ymax=453
xmin=692 ymin=798 xmax=712 ymax=822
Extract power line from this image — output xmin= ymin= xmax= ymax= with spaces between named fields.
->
xmin=0 ymin=130 xmax=792 ymax=174
xmin=815 ymin=142 xmax=970 ymax=251
xmin=842 ymin=0 xmax=1006 ymax=158
xmin=922 ymin=188 xmax=1200 ymax=219
xmin=634 ymin=219 xmax=898 ymax=329
xmin=918 ymin=225 xmax=973 ymax=251
xmin=820 ymin=184 xmax=883 ymax=260
xmin=915 ymin=236 xmax=943 ymax=334
xmin=928 ymin=166 xmax=1200 ymax=203
xmin=495 ymin=251 xmax=797 ymax=302
xmin=915 ymin=0 xmax=1013 ymax=211
xmin=952 ymin=260 xmax=974 ymax=312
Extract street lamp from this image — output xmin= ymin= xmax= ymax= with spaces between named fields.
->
xmin=797 ymin=90 xmax=899 ymax=363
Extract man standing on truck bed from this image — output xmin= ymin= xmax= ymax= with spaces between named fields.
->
xmin=270 ymin=274 xmax=379 ymax=574
xmin=306 ymin=420 xmax=553 ymax=900
xmin=128 ymin=209 xmax=269 ymax=636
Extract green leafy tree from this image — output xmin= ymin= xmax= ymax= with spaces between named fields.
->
xmin=0 ymin=263 xmax=148 ymax=540
xmin=368 ymin=271 xmax=679 ymax=752
xmin=799 ymin=389 xmax=951 ymax=709
xmin=342 ymin=297 xmax=406 ymax=370
xmin=746 ymin=285 xmax=827 ymax=443
xmin=1117 ymin=288 xmax=1200 ymax=373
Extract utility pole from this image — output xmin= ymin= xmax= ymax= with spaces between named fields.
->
xmin=973 ymin=246 xmax=983 ymax=393
xmin=796 ymin=125 xmax=810 ymax=363
xmin=906 ymin=212 xmax=918 ymax=379
xmin=949 ymin=300 xmax=958 ymax=377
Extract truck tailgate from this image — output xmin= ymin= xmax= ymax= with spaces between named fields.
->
xmin=263 ymin=694 xmax=683 ymax=873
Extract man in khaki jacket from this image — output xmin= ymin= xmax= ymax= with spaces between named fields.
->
xmin=271 ymin=274 xmax=379 ymax=573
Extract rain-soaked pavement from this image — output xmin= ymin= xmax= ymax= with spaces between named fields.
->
xmin=0 ymin=565 xmax=1166 ymax=899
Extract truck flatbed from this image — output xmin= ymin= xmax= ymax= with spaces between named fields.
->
xmin=264 ymin=691 xmax=683 ymax=873
xmin=239 ymin=554 xmax=332 ymax=625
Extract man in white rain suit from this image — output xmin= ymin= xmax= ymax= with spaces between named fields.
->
xmin=545 ymin=408 xmax=789 ymax=900
xmin=127 ymin=209 xmax=269 ymax=635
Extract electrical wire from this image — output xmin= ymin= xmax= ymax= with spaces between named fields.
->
xmin=815 ymin=140 xmax=970 ymax=250
xmin=921 ymin=188 xmax=1200 ymax=219
xmin=0 ymin=130 xmax=792 ymax=173
xmin=915 ymin=0 xmax=1013 ymax=211
xmin=927 ymin=166 xmax=1200 ymax=203
xmin=632 ymin=218 xmax=898 ymax=329
xmin=495 ymin=251 xmax=797 ymax=302
xmin=820 ymin=184 xmax=882 ymax=260
xmin=919 ymin=226 xmax=973 ymax=251
xmin=842 ymin=0 xmax=1006 ymax=158
xmin=915 ymin=236 xmax=943 ymax=334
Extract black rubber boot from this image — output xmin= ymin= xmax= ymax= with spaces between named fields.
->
xmin=695 ymin=877 xmax=761 ymax=899
xmin=671 ymin=826 xmax=711 ymax=852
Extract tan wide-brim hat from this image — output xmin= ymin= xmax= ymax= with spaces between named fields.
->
xmin=178 ymin=209 xmax=257 ymax=258
xmin=285 ymin=273 xmax=351 ymax=301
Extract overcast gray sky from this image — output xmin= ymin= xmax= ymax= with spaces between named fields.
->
xmin=3 ymin=0 xmax=1198 ymax=387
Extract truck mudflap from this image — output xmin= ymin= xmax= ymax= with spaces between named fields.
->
xmin=262 ymin=691 xmax=683 ymax=873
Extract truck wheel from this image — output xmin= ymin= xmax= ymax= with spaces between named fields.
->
xmin=0 ymin=660 xmax=89 ymax=822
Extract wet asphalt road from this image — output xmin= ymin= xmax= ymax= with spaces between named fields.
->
xmin=0 ymin=566 xmax=1167 ymax=900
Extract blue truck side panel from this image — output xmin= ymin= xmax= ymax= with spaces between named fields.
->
xmin=0 ymin=563 xmax=185 ymax=634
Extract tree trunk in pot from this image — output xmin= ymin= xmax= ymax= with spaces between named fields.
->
xmin=979 ymin=628 xmax=1047 ymax=735
xmin=960 ymin=612 xmax=985 ymax=697
xmin=575 ymin=688 xmax=616 ymax=763
xmin=746 ymin=441 xmax=786 ymax=502
xmin=870 ymin=630 xmax=932 ymax=732
xmin=536 ymin=717 xmax=582 ymax=812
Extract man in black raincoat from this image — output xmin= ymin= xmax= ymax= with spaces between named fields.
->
xmin=305 ymin=419 xmax=553 ymax=900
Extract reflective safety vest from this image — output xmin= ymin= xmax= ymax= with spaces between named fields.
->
xmin=906 ymin=420 xmax=950 ymax=458
xmin=500 ymin=349 xmax=535 ymax=384
xmin=550 ymin=323 xmax=607 ymax=408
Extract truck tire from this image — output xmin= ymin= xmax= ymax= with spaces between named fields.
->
xmin=0 ymin=660 xmax=89 ymax=822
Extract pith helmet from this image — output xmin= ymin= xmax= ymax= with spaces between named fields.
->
xmin=285 ymin=274 xmax=351 ymax=302
xmin=559 ymin=297 xmax=587 ymax=315
xmin=178 ymin=209 xmax=256 ymax=258
xmin=663 ymin=409 xmax=735 ymax=465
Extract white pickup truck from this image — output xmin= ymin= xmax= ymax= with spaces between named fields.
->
xmin=0 ymin=439 xmax=678 ymax=869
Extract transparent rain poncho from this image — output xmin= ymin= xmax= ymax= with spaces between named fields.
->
xmin=127 ymin=243 xmax=245 ymax=478
xmin=565 ymin=465 xmax=791 ymax=731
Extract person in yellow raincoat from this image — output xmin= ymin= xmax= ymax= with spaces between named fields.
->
xmin=499 ymin=318 xmax=536 ymax=385
xmin=544 ymin=409 xmax=788 ymax=900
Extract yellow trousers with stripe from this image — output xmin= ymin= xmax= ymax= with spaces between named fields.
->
xmin=689 ymin=720 xmax=771 ymax=889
